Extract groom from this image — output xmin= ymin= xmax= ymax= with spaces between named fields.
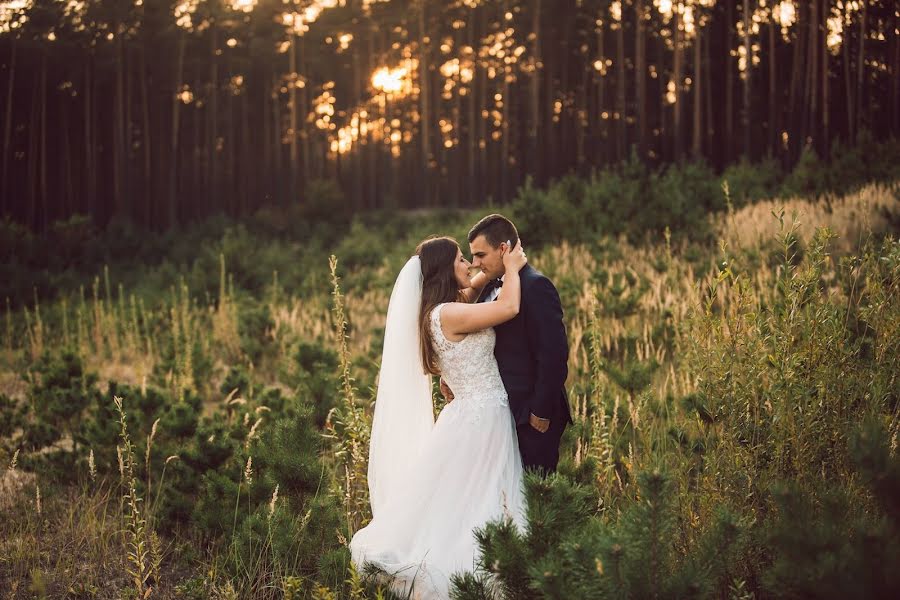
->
xmin=448 ymin=213 xmax=571 ymax=475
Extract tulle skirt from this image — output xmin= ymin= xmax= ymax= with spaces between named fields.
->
xmin=349 ymin=397 xmax=526 ymax=599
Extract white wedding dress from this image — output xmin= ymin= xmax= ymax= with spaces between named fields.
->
xmin=350 ymin=301 xmax=526 ymax=599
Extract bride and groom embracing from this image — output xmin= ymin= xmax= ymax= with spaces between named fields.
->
xmin=350 ymin=214 xmax=572 ymax=599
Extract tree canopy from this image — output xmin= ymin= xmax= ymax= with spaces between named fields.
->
xmin=0 ymin=0 xmax=897 ymax=230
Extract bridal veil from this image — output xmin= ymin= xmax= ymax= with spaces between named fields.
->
xmin=367 ymin=256 xmax=434 ymax=517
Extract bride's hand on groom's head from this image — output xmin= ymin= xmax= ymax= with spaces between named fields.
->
xmin=502 ymin=239 xmax=527 ymax=272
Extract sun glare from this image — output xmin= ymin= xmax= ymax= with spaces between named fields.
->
xmin=372 ymin=66 xmax=408 ymax=95
xmin=0 ymin=0 xmax=31 ymax=34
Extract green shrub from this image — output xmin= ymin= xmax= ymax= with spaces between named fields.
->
xmin=239 ymin=301 xmax=274 ymax=364
xmin=332 ymin=218 xmax=391 ymax=272
xmin=721 ymin=157 xmax=782 ymax=206
xmin=512 ymin=176 xmax=582 ymax=249
xmin=454 ymin=470 xmax=747 ymax=600
xmin=780 ymin=145 xmax=828 ymax=199
xmin=292 ymin=342 xmax=339 ymax=428
xmin=511 ymin=156 xmax=722 ymax=248
xmin=0 ymin=393 xmax=19 ymax=438
xmin=302 ymin=179 xmax=352 ymax=235
xmin=651 ymin=160 xmax=721 ymax=240
xmin=23 ymin=352 xmax=98 ymax=456
xmin=760 ymin=419 xmax=900 ymax=598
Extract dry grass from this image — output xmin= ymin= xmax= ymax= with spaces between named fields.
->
xmin=721 ymin=182 xmax=899 ymax=254
xmin=0 ymin=480 xmax=130 ymax=599
xmin=0 ymin=465 xmax=34 ymax=513
xmin=0 ymin=182 xmax=896 ymax=598
xmin=0 ymin=371 xmax=27 ymax=402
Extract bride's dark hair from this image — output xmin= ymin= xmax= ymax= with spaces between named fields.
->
xmin=417 ymin=236 xmax=465 ymax=376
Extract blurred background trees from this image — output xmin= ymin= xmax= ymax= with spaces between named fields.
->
xmin=0 ymin=0 xmax=897 ymax=231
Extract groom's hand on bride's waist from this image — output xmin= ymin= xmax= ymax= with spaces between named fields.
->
xmin=529 ymin=413 xmax=550 ymax=433
xmin=440 ymin=378 xmax=455 ymax=403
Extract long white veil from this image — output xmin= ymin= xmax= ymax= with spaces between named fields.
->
xmin=367 ymin=256 xmax=434 ymax=517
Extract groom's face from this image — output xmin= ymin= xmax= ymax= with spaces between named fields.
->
xmin=469 ymin=234 xmax=506 ymax=280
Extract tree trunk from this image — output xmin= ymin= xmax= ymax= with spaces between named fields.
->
xmin=452 ymin=86 xmax=461 ymax=207
xmin=476 ymin=6 xmax=488 ymax=203
xmin=528 ymin=0 xmax=542 ymax=183
xmin=855 ymin=0 xmax=865 ymax=134
xmin=892 ymin=4 xmax=900 ymax=136
xmin=125 ymin=43 xmax=133 ymax=220
xmin=576 ymin=76 xmax=587 ymax=168
xmin=271 ymin=74 xmax=283 ymax=205
xmin=691 ymin=23 xmax=703 ymax=159
xmin=169 ymin=32 xmax=185 ymax=229
xmin=768 ymin=19 xmax=778 ymax=157
xmin=742 ymin=0 xmax=752 ymax=158
xmin=615 ymin=13 xmax=626 ymax=160
xmin=351 ymin=43 xmax=363 ymax=209
xmin=84 ymin=55 xmax=95 ymax=218
xmin=56 ymin=95 xmax=67 ymax=217
xmin=208 ymin=21 xmax=219 ymax=214
xmin=139 ymin=44 xmax=152 ymax=228
xmin=557 ymin=11 xmax=573 ymax=174
xmin=60 ymin=96 xmax=72 ymax=217
xmin=289 ymin=31 xmax=299 ymax=205
xmin=787 ymin=0 xmax=806 ymax=163
xmin=820 ymin=0 xmax=829 ymax=158
xmin=467 ymin=7 xmax=478 ymax=206
xmin=261 ymin=73 xmax=272 ymax=203
xmin=500 ymin=0 xmax=511 ymax=202
xmin=114 ymin=31 xmax=127 ymax=221
xmin=842 ymin=6 xmax=854 ymax=142
xmin=192 ymin=78 xmax=202 ymax=218
xmin=1 ymin=38 xmax=15 ymax=213
xmin=635 ymin=0 xmax=647 ymax=160
xmin=501 ymin=67 xmax=510 ymax=202
xmin=704 ymin=26 xmax=714 ymax=157
xmin=544 ymin=28 xmax=556 ymax=177
xmin=418 ymin=0 xmax=433 ymax=206
xmin=299 ymin=36 xmax=310 ymax=186
xmin=240 ymin=83 xmax=250 ymax=216
xmin=595 ymin=23 xmax=607 ymax=165
xmin=673 ymin=8 xmax=683 ymax=161
xmin=805 ymin=0 xmax=818 ymax=149
xmin=450 ymin=19 xmax=462 ymax=208
xmin=225 ymin=53 xmax=236 ymax=216
xmin=27 ymin=75 xmax=38 ymax=227
xmin=39 ymin=51 xmax=48 ymax=229
xmin=725 ymin=0 xmax=735 ymax=162
xmin=368 ymin=27 xmax=378 ymax=209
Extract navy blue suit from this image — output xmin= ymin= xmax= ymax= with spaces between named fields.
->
xmin=477 ymin=264 xmax=571 ymax=474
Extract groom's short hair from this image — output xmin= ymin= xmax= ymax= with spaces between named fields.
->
xmin=468 ymin=214 xmax=519 ymax=249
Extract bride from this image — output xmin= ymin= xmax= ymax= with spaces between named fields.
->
xmin=349 ymin=235 xmax=529 ymax=599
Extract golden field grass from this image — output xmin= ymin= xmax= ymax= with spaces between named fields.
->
xmin=0 ymin=182 xmax=897 ymax=599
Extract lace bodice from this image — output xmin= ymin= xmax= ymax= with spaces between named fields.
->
xmin=430 ymin=303 xmax=509 ymax=420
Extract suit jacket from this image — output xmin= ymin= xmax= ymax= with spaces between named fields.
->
xmin=477 ymin=264 xmax=572 ymax=426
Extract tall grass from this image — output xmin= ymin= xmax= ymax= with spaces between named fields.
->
xmin=0 ymin=182 xmax=897 ymax=597
xmin=114 ymin=395 xmax=155 ymax=598
xmin=326 ymin=255 xmax=372 ymax=537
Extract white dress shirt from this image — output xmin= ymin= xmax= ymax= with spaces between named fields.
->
xmin=486 ymin=274 xmax=506 ymax=302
